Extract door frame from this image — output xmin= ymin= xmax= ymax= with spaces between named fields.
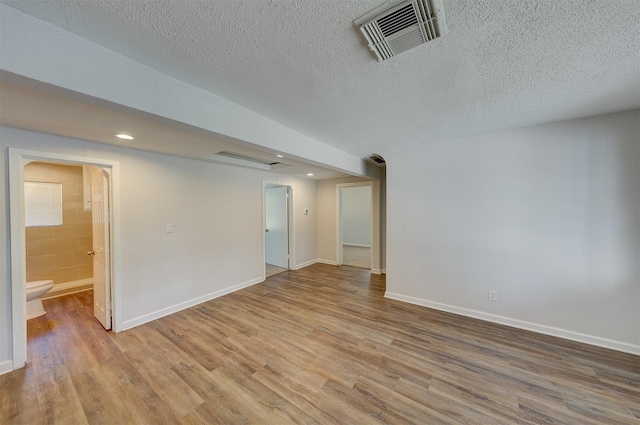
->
xmin=336 ymin=181 xmax=375 ymax=270
xmin=262 ymin=181 xmax=294 ymax=279
xmin=8 ymin=148 xmax=122 ymax=370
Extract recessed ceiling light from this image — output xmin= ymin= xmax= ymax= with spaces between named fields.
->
xmin=306 ymin=173 xmax=314 ymax=176
xmin=276 ymin=154 xmax=284 ymax=158
xmin=114 ymin=133 xmax=134 ymax=140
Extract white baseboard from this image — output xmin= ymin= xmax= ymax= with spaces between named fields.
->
xmin=0 ymin=360 xmax=13 ymax=376
xmin=291 ymin=259 xmax=317 ymax=270
xmin=384 ymin=292 xmax=640 ymax=356
xmin=343 ymin=243 xmax=371 ymax=248
xmin=122 ymin=277 xmax=263 ymax=331
xmin=381 ymin=269 xmax=386 ymax=274
xmin=371 ymin=269 xmax=382 ymax=275
xmin=316 ymin=259 xmax=337 ymax=266
xmin=42 ymin=278 xmax=93 ymax=300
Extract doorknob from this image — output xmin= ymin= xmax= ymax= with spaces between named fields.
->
xmin=87 ymin=250 xmax=95 ymax=256
xmin=265 ymin=229 xmax=269 ymax=232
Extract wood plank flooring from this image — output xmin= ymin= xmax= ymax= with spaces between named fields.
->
xmin=1 ymin=264 xmax=639 ymax=424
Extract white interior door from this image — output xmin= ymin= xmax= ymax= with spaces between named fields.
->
xmin=265 ymin=186 xmax=289 ymax=268
xmin=89 ymin=166 xmax=111 ymax=330
xmin=338 ymin=187 xmax=344 ymax=265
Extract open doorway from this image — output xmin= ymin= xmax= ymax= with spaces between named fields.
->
xmin=24 ymin=162 xmax=95 ymax=302
xmin=23 ymin=162 xmax=112 ymax=329
xmin=8 ymin=148 xmax=120 ymax=370
xmin=337 ymin=182 xmax=373 ymax=270
xmin=264 ymin=184 xmax=292 ymax=278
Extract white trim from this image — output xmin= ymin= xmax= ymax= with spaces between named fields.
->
xmin=317 ymin=259 xmax=337 ymax=266
xmin=336 ymin=181 xmax=374 ymax=270
xmin=9 ymin=148 xmax=122 ymax=371
xmin=0 ymin=360 xmax=13 ymax=376
xmin=42 ymin=278 xmax=93 ymax=300
xmin=371 ymin=269 xmax=382 ymax=275
xmin=343 ymin=243 xmax=371 ymax=248
xmin=381 ymin=269 xmax=387 ymax=274
xmin=9 ymin=150 xmax=27 ymax=370
xmin=384 ymin=292 xmax=640 ymax=356
xmin=122 ymin=277 xmax=263 ymax=330
xmin=291 ymin=259 xmax=317 ymax=270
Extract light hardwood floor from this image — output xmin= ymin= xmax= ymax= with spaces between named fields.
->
xmin=1 ymin=264 xmax=639 ymax=424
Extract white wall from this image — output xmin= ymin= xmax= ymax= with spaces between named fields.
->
xmin=0 ymin=126 xmax=318 ymax=371
xmin=383 ymin=110 xmax=640 ymax=353
xmin=342 ymin=186 xmax=372 ymax=246
xmin=379 ymin=169 xmax=386 ymax=273
xmin=289 ymin=179 xmax=317 ymax=268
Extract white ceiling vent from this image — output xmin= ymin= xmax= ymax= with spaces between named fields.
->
xmin=215 ymin=151 xmax=280 ymax=166
xmin=354 ymin=0 xmax=447 ymax=61
xmin=203 ymin=151 xmax=292 ymax=171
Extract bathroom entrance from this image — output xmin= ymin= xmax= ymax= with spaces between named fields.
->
xmin=23 ymin=162 xmax=112 ymax=329
xmin=9 ymin=148 xmax=120 ymax=370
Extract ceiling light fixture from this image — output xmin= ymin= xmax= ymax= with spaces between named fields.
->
xmin=276 ymin=154 xmax=284 ymax=158
xmin=114 ymin=133 xmax=134 ymax=140
xmin=306 ymin=173 xmax=314 ymax=176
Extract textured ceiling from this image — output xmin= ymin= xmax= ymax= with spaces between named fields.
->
xmin=1 ymin=0 xmax=639 ymax=158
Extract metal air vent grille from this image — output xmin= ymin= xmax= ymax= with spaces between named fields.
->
xmin=355 ymin=0 xmax=446 ymax=61
xmin=216 ymin=151 xmax=280 ymax=166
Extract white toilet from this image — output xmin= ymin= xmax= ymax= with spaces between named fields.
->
xmin=26 ymin=280 xmax=55 ymax=320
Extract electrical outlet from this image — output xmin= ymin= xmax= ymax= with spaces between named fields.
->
xmin=166 ymin=223 xmax=174 ymax=233
xmin=488 ymin=290 xmax=498 ymax=301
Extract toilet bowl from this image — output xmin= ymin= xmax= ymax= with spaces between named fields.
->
xmin=26 ymin=280 xmax=54 ymax=320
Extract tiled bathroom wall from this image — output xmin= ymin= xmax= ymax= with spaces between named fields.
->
xmin=25 ymin=162 xmax=93 ymax=284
